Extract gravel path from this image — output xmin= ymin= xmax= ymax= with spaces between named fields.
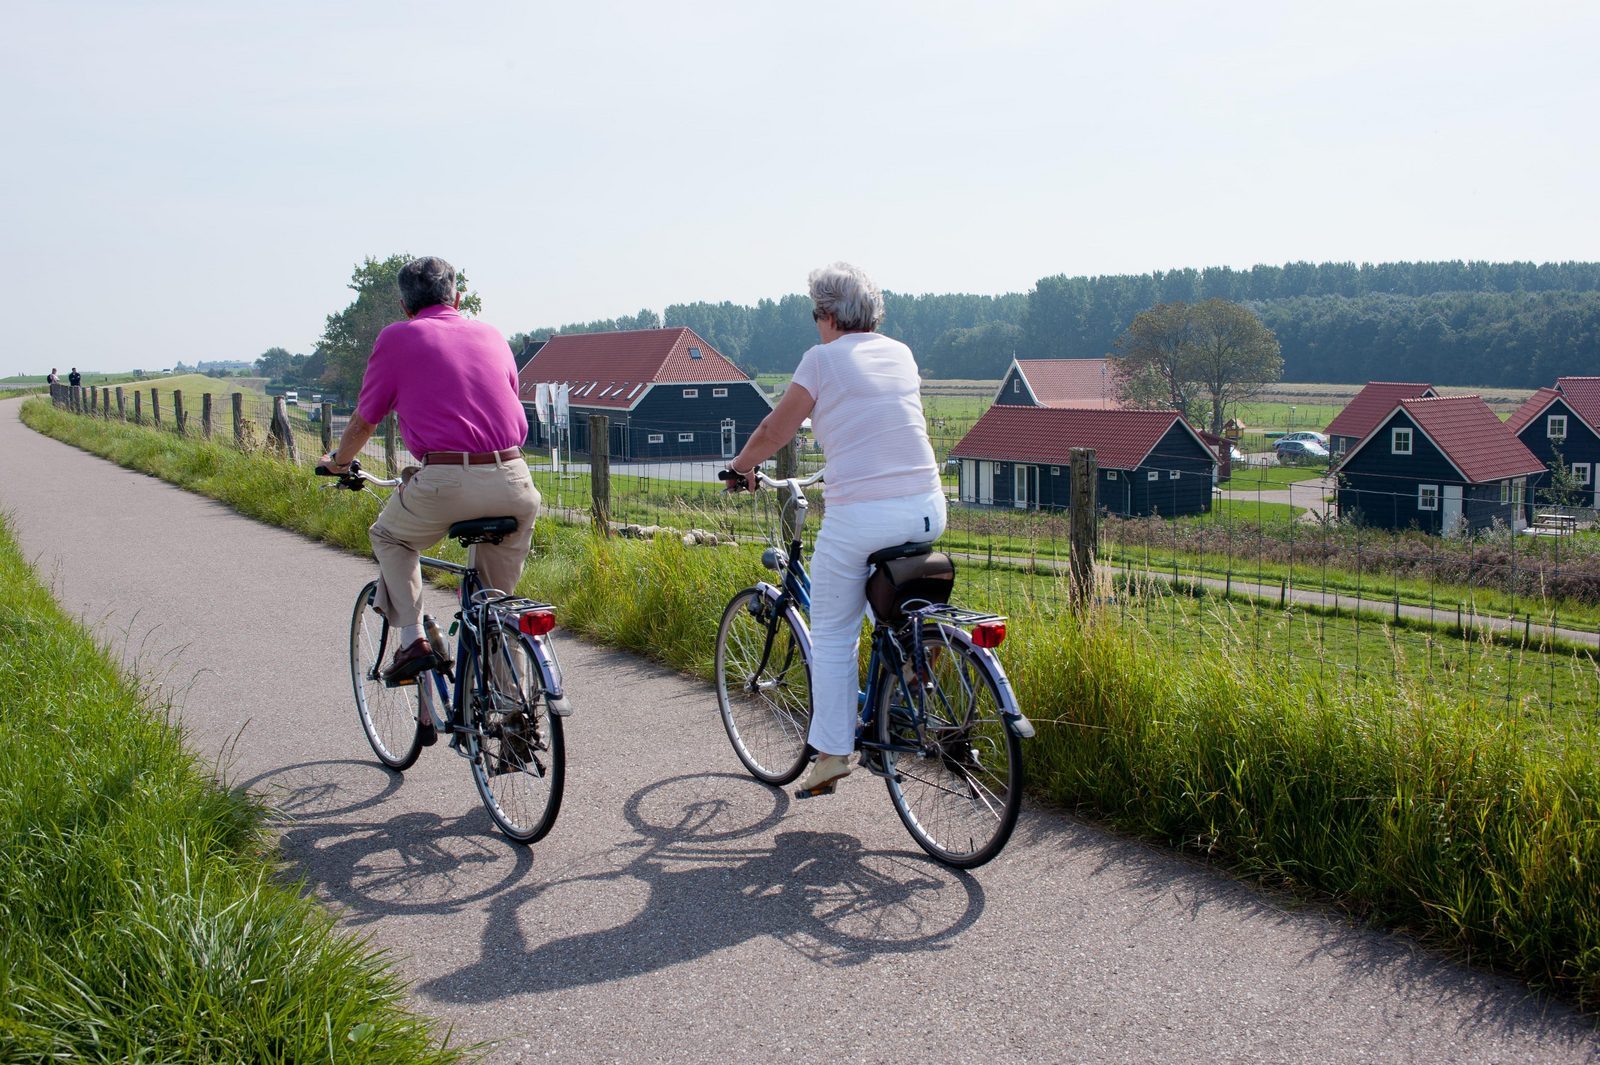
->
xmin=3 ymin=397 xmax=1596 ymax=1064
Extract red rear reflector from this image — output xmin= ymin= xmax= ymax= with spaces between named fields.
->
xmin=518 ymin=610 xmax=556 ymax=637
xmin=972 ymin=621 xmax=1006 ymax=648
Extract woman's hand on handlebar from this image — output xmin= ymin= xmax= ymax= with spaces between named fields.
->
xmin=718 ymin=467 xmax=758 ymax=493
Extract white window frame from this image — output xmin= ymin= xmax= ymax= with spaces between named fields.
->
xmin=682 ymin=388 xmax=699 ymax=399
xmin=1170 ymin=470 xmax=1181 ymax=479
xmin=677 ymin=432 xmax=694 ymax=442
xmin=1575 ymin=463 xmax=1592 ymax=486
xmin=1106 ymin=470 xmax=1119 ymax=480
xmin=647 ymin=432 xmax=664 ymax=444
xmin=712 ymin=387 xmax=728 ymax=398
xmin=1418 ymin=484 xmax=1439 ymax=511
xmin=1050 ymin=466 xmax=1061 ymax=476
xmin=1013 ymin=378 xmax=1021 ymax=393
xmin=1147 ymin=470 xmax=1160 ymax=481
xmin=1392 ymin=428 xmax=1413 ymax=455
xmin=1548 ymin=414 xmax=1567 ymax=441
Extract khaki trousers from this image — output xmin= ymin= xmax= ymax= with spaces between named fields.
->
xmin=369 ymin=457 xmax=541 ymax=628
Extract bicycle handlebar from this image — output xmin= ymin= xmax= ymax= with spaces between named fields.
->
xmin=717 ymin=467 xmax=825 ymax=493
xmin=314 ymin=458 xmax=403 ymax=491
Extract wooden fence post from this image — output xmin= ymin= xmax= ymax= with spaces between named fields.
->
xmin=1069 ymin=447 xmax=1098 ymax=609
xmin=101 ymin=387 xmax=111 ymax=420
xmin=232 ymin=392 xmax=244 ymax=445
xmin=87 ymin=386 xmax=97 ymax=414
xmin=382 ymin=412 xmax=397 ymax=476
xmin=320 ymin=401 xmax=333 ymax=456
xmin=70 ymin=385 xmax=80 ymax=413
xmin=589 ymin=414 xmax=611 ymax=534
xmin=150 ymin=388 xmax=161 ymax=428
xmin=776 ymin=439 xmax=799 ymax=542
xmin=269 ymin=395 xmax=300 ymax=463
xmin=173 ymin=390 xmax=186 ymax=435
xmin=133 ymin=390 xmax=142 ymax=424
xmin=115 ymin=386 xmax=125 ymax=420
xmin=201 ymin=393 xmax=213 ymax=438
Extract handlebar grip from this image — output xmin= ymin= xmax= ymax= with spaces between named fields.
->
xmin=717 ymin=467 xmax=749 ymax=492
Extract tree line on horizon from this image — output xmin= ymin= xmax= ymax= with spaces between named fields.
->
xmin=511 ymin=260 xmax=1600 ymax=387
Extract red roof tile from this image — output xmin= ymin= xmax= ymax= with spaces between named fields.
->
xmin=1325 ymin=381 xmax=1436 ymax=439
xmin=1013 ymin=359 xmax=1122 ymax=408
xmin=1396 ymin=395 xmax=1545 ymax=483
xmin=517 ymin=328 xmax=748 ymax=409
xmin=950 ymin=406 xmax=1203 ymax=470
xmin=1556 ymin=377 xmax=1600 ymax=430
xmin=1504 ymin=387 xmax=1561 ymax=434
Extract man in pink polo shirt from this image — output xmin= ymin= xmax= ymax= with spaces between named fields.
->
xmin=323 ymin=256 xmax=540 ymax=694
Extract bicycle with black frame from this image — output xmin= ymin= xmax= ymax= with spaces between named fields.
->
xmin=713 ymin=466 xmax=1033 ymax=868
xmin=318 ymin=459 xmax=569 ymax=844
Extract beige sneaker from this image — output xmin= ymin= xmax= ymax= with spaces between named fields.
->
xmin=795 ymin=753 xmax=852 ymax=797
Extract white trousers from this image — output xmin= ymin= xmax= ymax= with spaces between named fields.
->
xmin=807 ymin=487 xmax=948 ymax=756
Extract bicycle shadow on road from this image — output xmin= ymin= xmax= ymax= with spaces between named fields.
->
xmin=241 ymin=758 xmax=537 ymax=924
xmin=420 ymin=773 xmax=987 ymax=1002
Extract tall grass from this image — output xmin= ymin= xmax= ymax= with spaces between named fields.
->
xmin=0 ymin=516 xmax=464 ymax=1062
xmin=23 ymin=396 xmax=1600 ymax=1009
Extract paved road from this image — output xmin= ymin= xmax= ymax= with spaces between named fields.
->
xmin=3 ymin=396 xmax=1597 ymax=1064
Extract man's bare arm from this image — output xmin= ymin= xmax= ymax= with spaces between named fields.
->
xmin=323 ymin=412 xmax=377 ymax=471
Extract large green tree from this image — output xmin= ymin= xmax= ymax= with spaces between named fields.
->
xmin=320 ymin=255 xmax=482 ymax=399
xmin=253 ymin=346 xmax=295 ymax=381
xmin=1114 ymin=299 xmax=1282 ymax=434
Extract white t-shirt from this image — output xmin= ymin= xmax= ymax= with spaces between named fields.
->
xmin=789 ymin=333 xmax=940 ymax=506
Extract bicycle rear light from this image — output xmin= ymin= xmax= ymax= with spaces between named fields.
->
xmin=518 ymin=609 xmax=557 ymax=637
xmin=971 ymin=621 xmax=1006 ymax=648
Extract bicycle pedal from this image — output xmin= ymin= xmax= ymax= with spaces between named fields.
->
xmin=384 ymin=675 xmax=418 ymax=689
xmin=794 ymin=782 xmax=838 ymax=799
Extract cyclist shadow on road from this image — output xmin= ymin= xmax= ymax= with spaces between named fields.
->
xmin=421 ymin=773 xmax=987 ymax=1001
xmin=240 ymin=758 xmax=537 ymax=924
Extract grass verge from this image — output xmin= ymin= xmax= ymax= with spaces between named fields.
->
xmin=0 ymin=514 xmax=464 ymax=1062
xmin=21 ymin=397 xmax=1600 ymax=1011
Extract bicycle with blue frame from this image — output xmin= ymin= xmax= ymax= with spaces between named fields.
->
xmin=713 ymin=467 xmax=1033 ymax=868
xmin=320 ymin=459 xmax=568 ymax=844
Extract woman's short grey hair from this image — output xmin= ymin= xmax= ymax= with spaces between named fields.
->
xmin=397 ymin=256 xmax=457 ymax=313
xmin=808 ymin=262 xmax=885 ymax=332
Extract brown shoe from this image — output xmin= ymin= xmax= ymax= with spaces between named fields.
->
xmin=383 ymin=638 xmax=442 ymax=685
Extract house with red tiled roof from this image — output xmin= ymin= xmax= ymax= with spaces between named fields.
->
xmin=1334 ymin=395 xmax=1544 ymax=534
xmin=1503 ymin=379 xmax=1600 ymax=508
xmin=1325 ymin=382 xmax=1437 ymax=457
xmin=993 ymin=358 xmax=1122 ymax=409
xmin=949 ymin=406 xmax=1215 ymax=516
xmin=517 ymin=327 xmax=771 ymax=460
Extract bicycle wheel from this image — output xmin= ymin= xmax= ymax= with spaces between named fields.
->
xmin=875 ymin=624 xmax=1023 ymax=868
xmin=466 ymin=618 xmax=565 ymax=844
xmin=349 ymin=580 xmax=423 ymax=770
xmin=715 ymin=587 xmax=812 ymax=785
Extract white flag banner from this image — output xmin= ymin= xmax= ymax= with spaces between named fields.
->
xmin=555 ymin=383 xmax=571 ymax=426
xmin=534 ymin=382 xmax=551 ymax=425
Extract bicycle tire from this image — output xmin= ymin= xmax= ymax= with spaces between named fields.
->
xmin=466 ymin=616 xmax=565 ymax=844
xmin=874 ymin=623 xmax=1023 ymax=868
xmin=349 ymin=579 xmax=423 ymax=770
xmin=715 ymin=587 xmax=812 ymax=785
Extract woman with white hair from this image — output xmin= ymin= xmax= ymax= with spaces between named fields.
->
xmin=726 ymin=262 xmax=946 ymax=794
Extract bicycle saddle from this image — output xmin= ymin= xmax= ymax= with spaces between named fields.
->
xmin=449 ymin=516 xmax=519 ymax=545
xmin=867 ymin=541 xmax=933 ymax=564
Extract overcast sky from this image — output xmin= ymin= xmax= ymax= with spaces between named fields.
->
xmin=3 ymin=0 xmax=1596 ymax=373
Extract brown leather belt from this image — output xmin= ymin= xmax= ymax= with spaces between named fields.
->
xmin=421 ymin=447 xmax=522 ymax=466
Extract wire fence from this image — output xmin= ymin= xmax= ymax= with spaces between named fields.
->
xmin=48 ymin=384 xmax=1600 ymax=720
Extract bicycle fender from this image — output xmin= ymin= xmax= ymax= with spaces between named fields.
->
xmin=935 ymin=623 xmax=1034 ymax=739
xmin=524 ymin=634 xmax=565 ymax=701
xmin=751 ymin=581 xmax=814 ymax=663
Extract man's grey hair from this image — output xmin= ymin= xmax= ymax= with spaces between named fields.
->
xmin=808 ymin=262 xmax=885 ymax=332
xmin=398 ymin=256 xmax=457 ymax=314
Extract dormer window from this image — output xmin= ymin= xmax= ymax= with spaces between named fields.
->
xmin=1391 ymin=427 xmax=1413 ymax=455
xmin=1549 ymin=414 xmax=1567 ymax=441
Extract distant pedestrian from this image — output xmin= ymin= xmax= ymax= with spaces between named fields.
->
xmin=46 ymin=368 xmax=58 ymax=385
xmin=68 ymin=367 xmax=81 ymax=387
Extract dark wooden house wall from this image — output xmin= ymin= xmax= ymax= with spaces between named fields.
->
xmin=1514 ymin=397 xmax=1600 ymax=507
xmin=993 ymin=367 xmax=1037 ymax=407
xmin=1337 ymin=411 xmax=1526 ymax=532
xmin=523 ymin=382 xmax=772 ymax=460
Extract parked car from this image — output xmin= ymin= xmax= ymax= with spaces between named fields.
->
xmin=1274 ymin=438 xmax=1328 ymax=465
xmin=283 ymin=390 xmax=298 ymax=406
xmin=1281 ymin=431 xmax=1329 ymax=447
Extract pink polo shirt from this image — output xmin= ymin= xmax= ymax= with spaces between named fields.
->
xmin=355 ymin=304 xmax=528 ymax=456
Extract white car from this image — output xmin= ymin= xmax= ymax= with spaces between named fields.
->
xmin=283 ymin=390 xmax=298 ymax=406
xmin=1281 ymin=431 xmax=1328 ymax=447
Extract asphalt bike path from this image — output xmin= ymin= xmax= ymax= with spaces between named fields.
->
xmin=3 ymin=397 xmax=1595 ymax=1064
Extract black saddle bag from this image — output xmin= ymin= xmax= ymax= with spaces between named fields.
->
xmin=866 ymin=552 xmax=956 ymax=626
